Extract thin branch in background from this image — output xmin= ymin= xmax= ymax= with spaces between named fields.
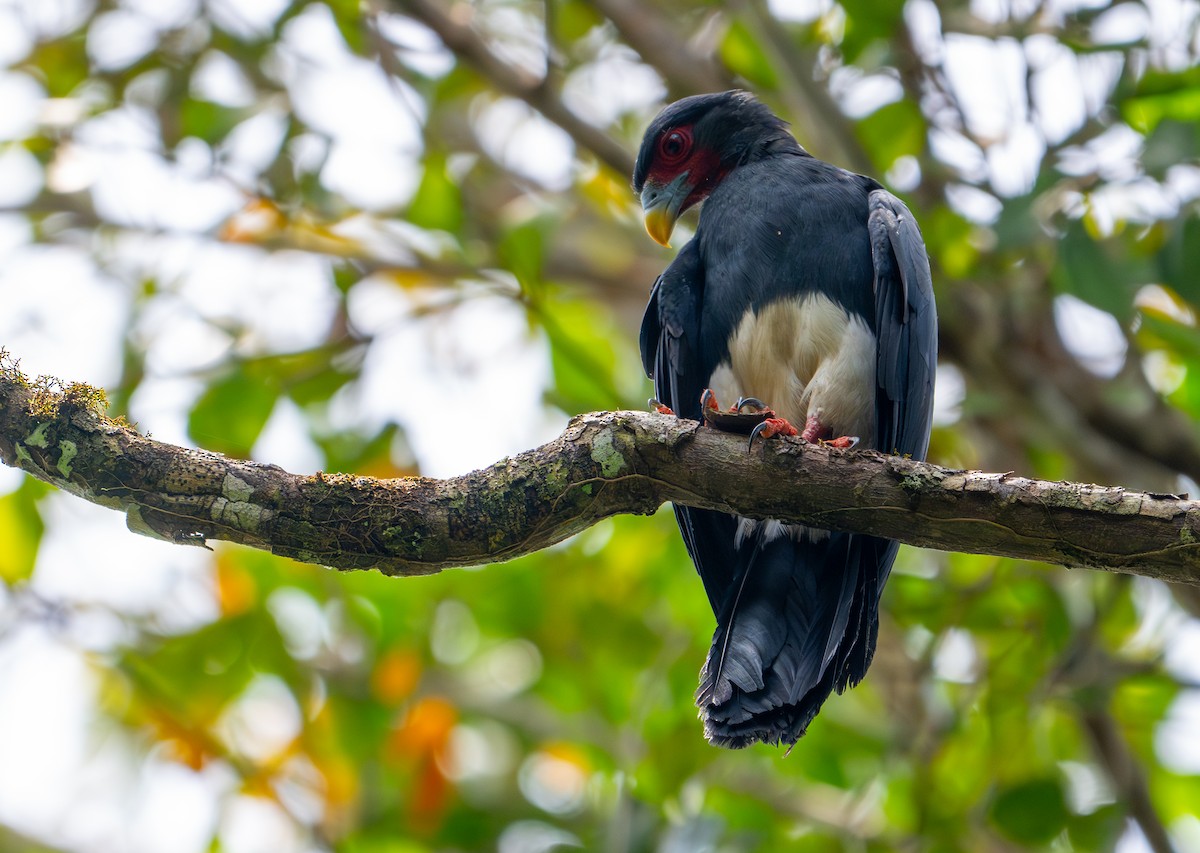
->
xmin=1082 ymin=709 xmax=1178 ymax=853
xmin=585 ymin=0 xmax=733 ymax=96
xmin=394 ymin=0 xmax=635 ymax=176
xmin=363 ymin=7 xmax=432 ymax=129
xmin=742 ymin=0 xmax=875 ymax=174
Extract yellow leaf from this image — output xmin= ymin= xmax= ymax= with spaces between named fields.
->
xmin=215 ymin=551 xmax=257 ymax=615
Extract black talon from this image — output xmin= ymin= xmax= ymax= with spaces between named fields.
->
xmin=748 ymin=421 xmax=772 ymax=453
xmin=700 ymin=388 xmax=717 ymax=411
xmin=734 ymin=396 xmax=767 ymax=413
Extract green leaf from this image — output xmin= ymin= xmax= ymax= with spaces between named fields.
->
xmin=188 ymin=368 xmax=279 ymax=457
xmin=554 ymin=0 xmax=605 ymax=42
xmin=1164 ymin=357 xmax=1200 ymax=420
xmin=1052 ymin=222 xmax=1155 ymax=319
xmin=1158 ymin=214 xmax=1200 ymax=305
xmin=1112 ymin=673 xmax=1180 ymax=731
xmin=989 ymin=777 xmax=1068 ymax=845
xmin=856 ymin=99 xmax=926 ymax=170
xmin=537 ymin=294 xmax=631 ymax=412
xmin=317 ymin=422 xmax=413 ymax=476
xmin=179 ymin=99 xmax=242 ymax=144
xmin=276 ymin=345 xmax=359 ymax=406
xmin=924 ymin=205 xmax=978 ymax=278
xmin=1067 ymin=804 xmax=1123 ymax=851
xmin=719 ymin=21 xmax=777 ymax=88
xmin=406 ymin=153 xmax=463 ymax=233
xmin=1143 ymin=120 xmax=1200 ymax=175
xmin=326 ymin=0 xmax=365 ymax=53
xmin=30 ymin=39 xmax=89 ymax=98
xmin=340 ymin=837 xmax=434 ymax=853
xmin=497 ymin=218 xmax=546 ymax=293
xmin=839 ymin=0 xmax=905 ymax=61
xmin=993 ymin=192 xmax=1042 ymax=253
xmin=1118 ymin=66 xmax=1200 ymax=134
xmin=1122 ymin=85 xmax=1200 ymax=134
xmin=1137 ymin=312 xmax=1200 ymax=360
xmin=0 ymin=477 xmax=47 ymax=584
xmin=1154 ymin=771 xmax=1200 ymax=823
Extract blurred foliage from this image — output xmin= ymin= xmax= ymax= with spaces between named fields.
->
xmin=3 ymin=0 xmax=1200 ymax=851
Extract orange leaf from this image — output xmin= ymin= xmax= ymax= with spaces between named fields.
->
xmin=371 ymin=648 xmax=422 ymax=706
xmin=387 ymin=697 xmax=459 ymax=834
xmin=215 ymin=551 xmax=256 ymax=615
xmin=144 ymin=708 xmax=215 ymax=771
xmin=220 ymin=198 xmax=286 ymax=243
xmin=409 ymin=754 xmax=452 ymax=834
xmin=390 ymin=696 xmax=457 ymax=759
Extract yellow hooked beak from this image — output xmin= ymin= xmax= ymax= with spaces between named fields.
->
xmin=640 ymin=172 xmax=692 ymax=248
xmin=644 ymin=204 xmax=677 ymax=247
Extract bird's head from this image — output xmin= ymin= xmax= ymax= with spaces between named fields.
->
xmin=633 ymin=90 xmax=794 ymax=246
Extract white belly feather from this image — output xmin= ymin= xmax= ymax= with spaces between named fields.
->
xmin=706 ymin=292 xmax=877 ymax=444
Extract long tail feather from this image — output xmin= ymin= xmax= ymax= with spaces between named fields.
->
xmin=695 ymin=526 xmax=894 ymax=748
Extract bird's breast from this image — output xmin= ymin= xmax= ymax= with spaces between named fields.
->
xmin=706 ymin=293 xmax=877 ymax=443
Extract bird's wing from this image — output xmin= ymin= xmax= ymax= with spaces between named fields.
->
xmin=868 ymin=189 xmax=938 ymax=461
xmin=640 ymin=241 xmax=739 ymax=611
xmin=640 ymin=240 xmax=703 ymax=416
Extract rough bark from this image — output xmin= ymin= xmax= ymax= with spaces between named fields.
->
xmin=2 ymin=360 xmax=1199 ymax=583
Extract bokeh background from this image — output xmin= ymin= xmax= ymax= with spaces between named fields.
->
xmin=2 ymin=0 xmax=1200 ymax=850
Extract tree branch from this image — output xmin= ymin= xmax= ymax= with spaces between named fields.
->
xmin=586 ymin=0 xmax=733 ymax=97
xmin=394 ymin=0 xmax=635 ymax=177
xmin=3 ymin=358 xmax=1200 ymax=583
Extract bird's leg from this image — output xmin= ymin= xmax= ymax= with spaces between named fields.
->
xmin=799 ymin=412 xmax=860 ymax=449
xmin=799 ymin=413 xmax=824 ymax=443
xmin=648 ymin=397 xmax=675 ymax=416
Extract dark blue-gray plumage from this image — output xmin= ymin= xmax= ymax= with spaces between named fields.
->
xmin=636 ymin=91 xmax=937 ymax=748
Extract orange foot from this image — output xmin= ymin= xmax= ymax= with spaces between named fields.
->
xmin=748 ymin=416 xmax=799 ymax=451
xmin=823 ymin=435 xmax=860 ymax=449
xmin=648 ymin=397 xmax=675 ymax=416
xmin=799 ymin=413 xmax=858 ymax=448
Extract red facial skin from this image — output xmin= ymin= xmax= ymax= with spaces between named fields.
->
xmin=644 ymin=125 xmax=729 ymax=213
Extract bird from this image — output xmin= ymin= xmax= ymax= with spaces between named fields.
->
xmin=634 ymin=90 xmax=937 ymax=749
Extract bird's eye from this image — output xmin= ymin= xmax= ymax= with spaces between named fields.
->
xmin=658 ymin=128 xmax=692 ymax=163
